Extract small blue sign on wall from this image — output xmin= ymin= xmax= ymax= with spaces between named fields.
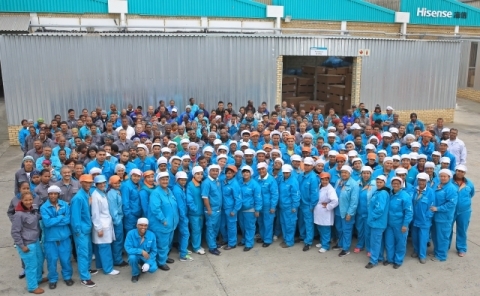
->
xmin=401 ymin=0 xmax=480 ymax=26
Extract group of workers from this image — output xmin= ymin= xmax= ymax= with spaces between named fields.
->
xmin=10 ymin=99 xmax=474 ymax=294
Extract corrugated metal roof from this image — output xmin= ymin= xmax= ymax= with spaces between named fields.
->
xmin=0 ymin=14 xmax=30 ymax=32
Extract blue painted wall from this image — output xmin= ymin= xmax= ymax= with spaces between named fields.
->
xmin=0 ymin=0 xmax=108 ymax=14
xmin=273 ymin=0 xmax=395 ymax=23
xmin=401 ymin=0 xmax=480 ymax=26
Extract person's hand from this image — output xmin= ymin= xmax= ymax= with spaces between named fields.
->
xmin=291 ymin=209 xmax=296 ymax=213
xmin=254 ymin=212 xmax=259 ymax=218
xmin=163 ymin=221 xmax=168 ymax=226
xmin=269 ymin=209 xmax=275 ymax=214
xmin=401 ymin=226 xmax=407 ymax=233
xmin=321 ymin=202 xmax=328 ymax=208
xmin=142 ymin=250 xmax=150 ymax=260
xmin=230 ymin=212 xmax=235 ymax=217
xmin=98 ymin=230 xmax=103 ymax=237
xmin=21 ymin=246 xmax=29 ymax=253
xmin=430 ymin=206 xmax=437 ymax=212
xmin=346 ymin=214 xmax=351 ymax=221
xmin=207 ymin=209 xmax=212 ymax=216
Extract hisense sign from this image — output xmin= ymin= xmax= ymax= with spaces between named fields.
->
xmin=416 ymin=7 xmax=468 ymax=19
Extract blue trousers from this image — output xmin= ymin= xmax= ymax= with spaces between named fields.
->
xmin=17 ymin=240 xmax=44 ymax=292
xmin=334 ymin=215 xmax=342 ymax=244
xmin=239 ymin=211 xmax=256 ymax=248
xmin=258 ymin=211 xmax=275 ymax=244
xmin=298 ymin=206 xmax=314 ymax=245
xmin=205 ymin=211 xmax=221 ymax=250
xmin=128 ymin=254 xmax=158 ymax=276
xmin=451 ymin=211 xmax=471 ymax=253
xmin=124 ymin=215 xmax=140 ymax=236
xmin=355 ymin=215 xmax=367 ymax=250
xmin=274 ymin=206 xmax=282 ymax=237
xmin=432 ymin=221 xmax=450 ymax=261
xmin=177 ymin=221 xmax=190 ymax=258
xmin=223 ymin=210 xmax=238 ymax=247
xmin=188 ymin=215 xmax=204 ymax=252
xmin=316 ymin=225 xmax=331 ymax=250
xmin=369 ymin=228 xmax=384 ymax=265
xmin=412 ymin=226 xmax=429 ymax=260
xmin=153 ymin=230 xmax=174 ymax=266
xmin=73 ymin=233 xmax=92 ymax=281
xmin=219 ymin=211 xmax=228 ymax=242
xmin=385 ymin=225 xmax=408 ymax=265
xmin=280 ymin=209 xmax=297 ymax=247
xmin=340 ymin=217 xmax=355 ymax=251
xmin=94 ymin=243 xmax=114 ymax=274
xmin=112 ymin=223 xmax=124 ymax=265
xmin=44 ymin=239 xmax=72 ymax=283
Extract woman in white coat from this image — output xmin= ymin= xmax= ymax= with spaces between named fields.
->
xmin=91 ymin=175 xmax=119 ymax=275
xmin=314 ymin=172 xmax=339 ymax=253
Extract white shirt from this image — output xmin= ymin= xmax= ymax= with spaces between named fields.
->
xmin=313 ymin=184 xmax=338 ymax=226
xmin=447 ymin=138 xmax=467 ymax=165
xmin=116 ymin=126 xmax=135 ymax=140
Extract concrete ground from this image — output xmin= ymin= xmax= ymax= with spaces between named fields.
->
xmin=0 ymin=98 xmax=479 ymax=296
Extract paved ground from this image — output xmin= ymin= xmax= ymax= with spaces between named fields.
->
xmin=0 ymin=98 xmax=479 ymax=296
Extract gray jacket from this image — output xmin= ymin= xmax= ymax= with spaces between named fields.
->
xmin=10 ymin=206 xmax=41 ymax=248
xmin=54 ymin=180 xmax=80 ymax=204
xmin=7 ymin=194 xmax=42 ymax=223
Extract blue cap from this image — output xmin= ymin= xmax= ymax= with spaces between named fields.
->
xmin=322 ymin=143 xmax=332 ymax=149
xmin=94 ymin=175 xmax=107 ymax=184
xmin=338 ymin=144 xmax=346 ymax=151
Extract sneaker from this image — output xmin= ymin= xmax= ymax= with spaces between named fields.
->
xmin=430 ymin=257 xmax=441 ymax=262
xmin=131 ymin=275 xmax=139 ymax=283
xmin=81 ymin=280 xmax=96 ymax=288
xmin=179 ymin=255 xmax=194 ymax=262
xmin=273 ymin=235 xmax=278 ymax=242
xmin=196 ymin=248 xmax=206 ymax=255
xmin=353 ymin=248 xmax=361 ymax=253
xmin=383 ymin=261 xmax=391 ymax=266
xmin=114 ymin=261 xmax=129 ymax=267
xmin=365 ymin=263 xmax=375 ymax=269
xmin=319 ymin=248 xmax=327 ymax=253
xmin=29 ymin=288 xmax=44 ymax=294
xmin=303 ymin=244 xmax=310 ymax=251
xmin=209 ymin=249 xmax=221 ymax=256
xmin=419 ymin=259 xmax=426 ymax=264
xmin=18 ymin=269 xmax=25 ymax=279
xmin=187 ymin=250 xmax=192 ymax=255
xmin=107 ymin=270 xmax=120 ymax=275
xmin=393 ymin=264 xmax=401 ymax=269
xmin=338 ymin=250 xmax=350 ymax=257
xmin=89 ymin=269 xmax=98 ymax=275
xmin=332 ymin=245 xmax=341 ymax=251
xmin=315 ymin=243 xmax=322 ymax=248
xmin=64 ymin=279 xmax=74 ymax=286
xmin=48 ymin=282 xmax=57 ymax=289
xmin=411 ymin=253 xmax=418 ymax=258
xmin=458 ymin=252 xmax=465 ymax=257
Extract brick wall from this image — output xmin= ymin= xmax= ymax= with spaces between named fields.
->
xmin=276 ymin=56 xmax=283 ymax=105
xmin=8 ymin=125 xmax=21 ymax=146
xmin=457 ymin=88 xmax=480 ymax=103
xmin=394 ymin=109 xmax=455 ymax=125
xmin=352 ymin=57 xmax=362 ymax=106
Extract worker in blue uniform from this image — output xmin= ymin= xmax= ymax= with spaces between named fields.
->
xmin=298 ymin=157 xmax=319 ymax=251
xmin=238 ymin=165 xmax=262 ymax=251
xmin=411 ymin=173 xmax=435 ymax=264
xmin=221 ymin=166 xmax=242 ymax=250
xmin=384 ymin=177 xmax=413 ymax=268
xmin=106 ymin=175 xmax=127 ymax=267
xmin=354 ymin=166 xmax=376 ymax=255
xmin=124 ymin=218 xmax=158 ymax=283
xmin=186 ymin=166 xmax=206 ymax=255
xmin=139 ymin=170 xmax=156 ymax=219
xmin=171 ymin=171 xmax=194 ymax=262
xmin=41 ymin=185 xmax=74 ymax=289
xmin=122 ymin=169 xmax=143 ymax=234
xmin=365 ymin=175 xmax=389 ymax=269
xmin=133 ymin=144 xmax=156 ymax=172
xmin=334 ymin=165 xmax=359 ymax=257
xmin=256 ymin=162 xmax=279 ymax=248
xmin=278 ymin=165 xmax=300 ymax=248
xmin=450 ymin=165 xmax=475 ymax=257
xmin=70 ymin=174 xmax=96 ymax=288
xmin=431 ymin=169 xmax=458 ymax=262
xmin=148 ymin=172 xmax=179 ymax=270
xmin=85 ymin=149 xmax=114 ymax=179
xmin=201 ymin=164 xmax=223 ymax=256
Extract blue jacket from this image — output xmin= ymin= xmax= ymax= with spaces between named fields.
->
xmin=222 ymin=178 xmax=242 ymax=214
xmin=139 ymin=183 xmax=156 ymax=219
xmin=440 ymin=151 xmax=457 ymax=171
xmin=328 ymin=167 xmax=342 ymax=187
xmin=171 ymin=184 xmax=189 ymax=224
xmin=452 ymin=177 xmax=475 ymax=214
xmin=70 ymin=188 xmax=92 ymax=235
xmin=388 ymin=189 xmax=413 ymax=228
xmin=148 ymin=186 xmax=179 ymax=233
xmin=18 ymin=127 xmax=30 ymax=150
xmin=240 ymin=179 xmax=262 ymax=212
xmin=133 ymin=157 xmax=156 ymax=173
xmin=367 ymin=187 xmax=390 ymax=229
xmin=278 ymin=175 xmax=300 ymax=210
xmin=335 ymin=177 xmax=359 ymax=218
xmin=299 ymin=171 xmax=319 ymax=210
xmin=434 ymin=182 xmax=458 ymax=223
xmin=186 ymin=180 xmax=203 ymax=216
xmin=107 ymin=188 xmax=124 ymax=226
xmin=86 ymin=159 xmax=114 ymax=179
xmin=419 ymin=141 xmax=435 ymax=160
xmin=201 ymin=177 xmax=223 ymax=212
xmin=406 ymin=166 xmax=419 ymax=185
xmin=406 ymin=119 xmax=425 ymax=134
xmin=372 ymin=169 xmax=395 ymax=187
xmin=257 ymin=174 xmax=279 ymax=212
xmin=357 ymin=179 xmax=376 ymax=218
xmin=412 ymin=186 xmax=435 ymax=228
xmin=121 ymin=179 xmax=142 ymax=221
xmin=124 ymin=228 xmax=157 ymax=265
xmin=41 ymin=199 xmax=71 ymax=241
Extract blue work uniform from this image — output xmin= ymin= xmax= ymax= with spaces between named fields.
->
xmin=171 ymin=184 xmax=191 ymax=259
xmin=139 ymin=183 xmax=156 ymax=219
xmin=411 ymin=186 xmax=435 ymax=260
xmin=221 ymin=177 xmax=242 ymax=247
xmin=107 ymin=188 xmax=124 ymax=265
xmin=257 ymin=174 xmax=279 ymax=245
xmin=298 ymin=170 xmax=319 ymax=246
xmin=124 ymin=229 xmax=158 ymax=276
xmin=355 ymin=180 xmax=376 ymax=251
xmin=239 ymin=179 xmax=262 ymax=248
xmin=186 ymin=179 xmax=204 ymax=252
xmin=367 ymin=187 xmax=389 ymax=265
xmin=278 ymin=175 xmax=300 ymax=247
xmin=432 ymin=181 xmax=458 ymax=261
xmin=450 ymin=177 xmax=475 ymax=254
xmin=335 ymin=177 xmax=359 ymax=252
xmin=121 ymin=179 xmax=142 ymax=233
xmin=85 ymin=160 xmax=114 ymax=179
xmin=133 ymin=156 xmax=156 ymax=173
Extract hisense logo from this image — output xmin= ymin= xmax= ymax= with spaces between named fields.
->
xmin=416 ymin=7 xmax=453 ymax=18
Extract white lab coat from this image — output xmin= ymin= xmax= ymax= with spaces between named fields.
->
xmin=91 ymin=189 xmax=115 ymax=244
xmin=313 ymin=184 xmax=338 ymax=226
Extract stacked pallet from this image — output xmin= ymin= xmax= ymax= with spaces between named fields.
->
xmin=317 ymin=67 xmax=353 ymax=114
xmin=281 ymin=75 xmax=314 ymax=109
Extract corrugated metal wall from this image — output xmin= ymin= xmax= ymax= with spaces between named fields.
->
xmin=0 ymin=0 xmax=108 ymax=14
xmin=273 ymin=0 xmax=395 ymax=23
xmin=458 ymin=40 xmax=471 ymax=88
xmin=0 ymin=35 xmax=460 ymax=125
xmin=363 ymin=0 xmax=400 ymax=11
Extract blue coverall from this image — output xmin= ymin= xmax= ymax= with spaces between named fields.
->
xmin=356 ymin=180 xmax=376 ymax=251
xmin=85 ymin=160 xmax=114 ymax=179
xmin=107 ymin=188 xmax=125 ymax=265
xmin=367 ymin=188 xmax=389 ymax=265
xmin=432 ymin=181 xmax=457 ymax=261
xmin=336 ymin=177 xmax=359 ymax=252
xmin=450 ymin=177 xmax=475 ymax=254
xmin=221 ymin=178 xmax=242 ymax=247
xmin=133 ymin=156 xmax=156 ymax=173
xmin=139 ymin=183 xmax=156 ymax=219
xmin=257 ymin=174 xmax=279 ymax=245
xmin=121 ymin=179 xmax=142 ymax=233
xmin=278 ymin=175 xmax=300 ymax=247
xmin=385 ymin=189 xmax=413 ymax=265
xmin=124 ymin=229 xmax=158 ymax=276
xmin=411 ymin=186 xmax=435 ymax=260
xmin=171 ymin=184 xmax=191 ymax=259
xmin=148 ymin=186 xmax=179 ymax=266
xmin=186 ymin=180 xmax=204 ymax=252
xmin=41 ymin=199 xmax=73 ymax=283
xmin=298 ymin=170 xmax=319 ymax=246
xmin=201 ymin=176 xmax=223 ymax=250
xmin=239 ymin=179 xmax=262 ymax=248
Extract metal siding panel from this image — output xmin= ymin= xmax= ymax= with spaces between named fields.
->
xmin=0 ymin=0 xmax=108 ymax=14
xmin=363 ymin=0 xmax=400 ymax=11
xmin=0 ymin=14 xmax=31 ymax=32
xmin=458 ymin=40 xmax=471 ymax=88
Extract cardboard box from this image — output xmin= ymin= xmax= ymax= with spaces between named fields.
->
xmin=282 ymin=75 xmax=297 ymax=85
xmin=297 ymin=77 xmax=314 ymax=86
xmin=283 ymin=96 xmax=312 ymax=110
xmin=282 ymin=84 xmax=297 ymax=92
xmin=297 ymin=92 xmax=314 ymax=100
xmin=298 ymin=100 xmax=319 ymax=112
xmin=316 ymin=74 xmax=345 ymax=85
xmin=326 ymin=68 xmax=338 ymax=75
xmin=297 ymin=85 xmax=314 ymax=93
xmin=316 ymin=101 xmax=335 ymax=115
xmin=316 ymin=66 xmax=328 ymax=74
xmin=345 ymin=74 xmax=352 ymax=95
xmin=302 ymin=66 xmax=316 ymax=76
xmin=329 ymin=85 xmax=346 ymax=96
xmin=282 ymin=91 xmax=297 ymax=98
xmin=335 ymin=67 xmax=350 ymax=75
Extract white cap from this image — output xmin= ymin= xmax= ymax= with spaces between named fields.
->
xmin=137 ymin=144 xmax=149 ymax=154
xmin=409 ymin=152 xmax=418 ymax=160
xmin=89 ymin=167 xmax=102 ymax=174
xmin=171 ymin=108 xmax=178 ymax=112
xmin=347 ymin=150 xmax=358 ymax=157
xmin=213 ymin=139 xmax=222 ymax=145
xmin=152 ymin=143 xmax=161 ymax=148
xmin=345 ymin=141 xmax=355 ymax=147
xmin=382 ymin=132 xmax=392 ymax=138
xmin=442 ymin=128 xmax=450 ymax=133
xmin=392 ymin=155 xmax=401 ymax=161
xmin=340 ymin=165 xmax=352 ymax=173
xmin=440 ymin=157 xmax=450 ymax=163
xmin=352 ymin=157 xmax=362 ymax=164
xmin=241 ymin=130 xmax=251 ymax=136
xmin=244 ymin=149 xmax=255 ymax=155
xmin=188 ymin=142 xmax=199 ymax=150
xmin=303 ymin=157 xmax=314 ymax=166
xmin=157 ymin=157 xmax=168 ymax=165
xmin=377 ymin=149 xmax=387 ymax=156
xmin=229 ymin=140 xmax=237 ymax=146
xmin=391 ymin=176 xmax=403 ymax=185
xmin=365 ymin=144 xmax=376 ymax=151
xmin=439 ymin=169 xmax=452 ymax=178
xmin=282 ymin=131 xmax=291 ymax=136
xmin=400 ymin=154 xmax=411 ymax=160
xmin=180 ymin=139 xmax=190 ymax=145
xmin=411 ymin=142 xmax=420 ymax=148
xmin=215 ymin=115 xmax=221 ymax=120
xmin=351 ymin=123 xmax=361 ymax=130
xmin=376 ymin=175 xmax=387 ymax=182
xmin=257 ymin=162 xmax=268 ymax=169
xmin=275 ymin=158 xmax=285 ymax=165
xmin=47 ymin=185 xmax=61 ymax=193
xmin=291 ymin=155 xmax=302 ymax=162
xmin=192 ymin=166 xmax=204 ymax=175
xmin=389 ymin=127 xmax=399 ymax=134
xmin=106 ymin=152 xmax=111 ymax=157
xmin=302 ymin=133 xmax=313 ymax=139
xmin=391 ymin=142 xmax=400 ymax=148
xmin=167 ymin=141 xmax=177 ymax=147
xmin=175 ymin=171 xmax=188 ymax=180
xmin=234 ymin=150 xmax=244 ymax=157
xmin=137 ymin=218 xmax=149 ymax=225
xmin=208 ymin=164 xmax=221 ymax=172
xmin=240 ymin=142 xmax=249 ymax=148
xmin=169 ymin=156 xmax=181 ymax=164
xmin=418 ymin=154 xmax=427 ymax=160
xmin=315 ymin=159 xmax=325 ymax=165
xmin=455 ymin=164 xmax=467 ymax=172
xmin=181 ymin=155 xmax=191 ymax=161
xmin=256 ymin=150 xmax=267 ymax=155
xmin=161 ymin=147 xmax=172 ymax=154
xmin=217 ymin=145 xmax=228 ymax=152
xmin=327 ymin=126 xmax=336 ymax=132
xmin=386 ymin=106 xmax=394 ymax=111
xmin=216 ymin=154 xmax=227 ymax=161
xmin=417 ymin=173 xmax=429 ymax=180
xmin=383 ymin=157 xmax=393 ymax=163
xmin=432 ymin=151 xmax=441 ymax=157
xmin=270 ymin=130 xmax=281 ymax=137
xmin=282 ymin=164 xmax=293 ymax=173
xmin=156 ymin=172 xmax=169 ymax=182
xmin=241 ymin=165 xmax=253 ymax=175
xmin=425 ymin=161 xmax=435 ymax=168
xmin=405 ymin=134 xmax=415 ymax=140
xmin=203 ymin=146 xmax=214 ymax=154
xmin=368 ymin=136 xmax=379 ymax=143
xmin=328 ymin=150 xmax=339 ymax=157
xmin=327 ymin=132 xmax=336 ymax=137
xmin=440 ymin=140 xmax=449 ymax=146
xmin=395 ymin=168 xmax=408 ymax=175
xmin=361 ymin=166 xmax=373 ymax=173
xmin=130 ymin=168 xmax=142 ymax=176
